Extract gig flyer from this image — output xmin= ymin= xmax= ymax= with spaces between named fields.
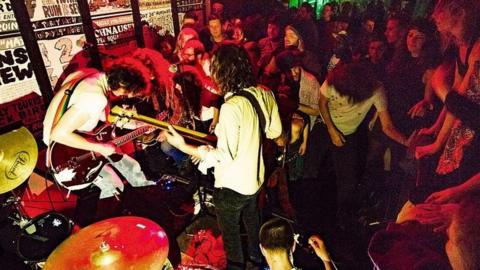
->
xmin=0 ymin=0 xmax=45 ymax=138
xmin=0 ymin=0 xmax=40 ymax=104
xmin=29 ymin=0 xmax=86 ymax=89
xmin=89 ymin=0 xmax=136 ymax=55
xmin=139 ymin=0 xmax=174 ymax=35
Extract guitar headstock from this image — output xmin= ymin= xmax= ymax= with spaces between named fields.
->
xmin=108 ymin=106 xmax=139 ymax=125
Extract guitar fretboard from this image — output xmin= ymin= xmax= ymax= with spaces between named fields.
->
xmin=112 ymin=126 xmax=151 ymax=146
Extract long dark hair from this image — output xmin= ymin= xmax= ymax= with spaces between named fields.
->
xmin=210 ymin=44 xmax=256 ymax=94
xmin=173 ymin=71 xmax=202 ymax=118
xmin=388 ymin=18 xmax=441 ymax=74
xmin=132 ymin=48 xmax=173 ymax=99
xmin=327 ymin=63 xmax=380 ymax=103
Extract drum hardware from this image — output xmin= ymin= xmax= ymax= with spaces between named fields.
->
xmin=1 ymin=188 xmax=73 ymax=266
xmin=91 ymin=241 xmax=122 ymax=267
xmin=0 ymin=199 xmax=73 ymax=267
xmin=183 ymin=170 xmax=216 ymax=236
xmin=2 ymin=195 xmax=31 ymax=228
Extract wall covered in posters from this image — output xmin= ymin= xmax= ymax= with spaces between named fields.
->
xmin=0 ymin=0 xmax=40 ymax=103
xmin=0 ymin=0 xmax=179 ymax=140
xmin=176 ymin=0 xmax=204 ymax=32
xmin=139 ymin=0 xmax=174 ymax=35
xmin=90 ymin=0 xmax=136 ymax=55
xmin=0 ymin=0 xmax=45 ymax=138
xmin=30 ymin=0 xmax=86 ymax=89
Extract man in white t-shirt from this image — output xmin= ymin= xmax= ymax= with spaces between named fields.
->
xmin=43 ymin=58 xmax=155 ymax=223
xmin=318 ymin=63 xmax=410 ymax=227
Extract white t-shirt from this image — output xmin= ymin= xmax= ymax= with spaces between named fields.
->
xmin=320 ymin=81 xmax=387 ymax=135
xmin=43 ymin=70 xmax=108 ymax=145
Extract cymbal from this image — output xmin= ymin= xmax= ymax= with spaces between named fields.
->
xmin=44 ymin=216 xmax=169 ymax=270
xmin=0 ymin=126 xmax=38 ymax=194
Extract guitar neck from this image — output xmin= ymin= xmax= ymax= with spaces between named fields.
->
xmin=111 ymin=125 xmax=151 ymax=146
xmin=109 ymin=107 xmax=217 ymax=146
xmin=135 ymin=114 xmax=217 ymax=145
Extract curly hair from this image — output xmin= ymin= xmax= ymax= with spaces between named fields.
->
xmin=132 ymin=48 xmax=173 ymax=96
xmin=276 ymin=47 xmax=303 ymax=72
xmin=327 ymin=63 xmax=380 ymax=103
xmin=173 ymin=71 xmax=202 ymax=117
xmin=105 ymin=56 xmax=151 ymax=96
xmin=259 ymin=218 xmax=294 ymax=253
xmin=210 ymin=44 xmax=256 ymax=94
xmin=433 ymin=0 xmax=480 ymax=45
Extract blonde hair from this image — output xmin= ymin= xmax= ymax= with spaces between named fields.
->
xmin=432 ymin=0 xmax=480 ymax=45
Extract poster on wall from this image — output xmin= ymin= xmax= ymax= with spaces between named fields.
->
xmin=0 ymin=0 xmax=45 ymax=138
xmin=175 ymin=0 xmax=204 ymax=33
xmin=176 ymin=0 xmax=203 ymax=13
xmin=29 ymin=0 xmax=86 ymax=90
xmin=139 ymin=0 xmax=174 ymax=36
xmin=90 ymin=0 xmax=136 ymax=56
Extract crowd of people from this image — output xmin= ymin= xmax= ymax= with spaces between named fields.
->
xmin=45 ymin=0 xmax=480 ymax=269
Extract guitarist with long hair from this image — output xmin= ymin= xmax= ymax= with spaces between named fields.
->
xmin=164 ymin=44 xmax=284 ymax=270
xmin=43 ymin=57 xmax=157 ymax=224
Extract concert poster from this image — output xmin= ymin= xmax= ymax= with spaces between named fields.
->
xmin=29 ymin=0 xmax=86 ymax=90
xmin=0 ymin=0 xmax=45 ymax=138
xmin=89 ymin=0 xmax=137 ymax=55
xmin=175 ymin=0 xmax=204 ymax=32
xmin=139 ymin=0 xmax=174 ymax=36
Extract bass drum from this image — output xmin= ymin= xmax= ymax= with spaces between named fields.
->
xmin=0 ymin=211 xmax=73 ymax=262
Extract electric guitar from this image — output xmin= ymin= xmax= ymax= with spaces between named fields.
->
xmin=108 ymin=106 xmax=217 ymax=146
xmin=47 ymin=124 xmax=152 ymax=190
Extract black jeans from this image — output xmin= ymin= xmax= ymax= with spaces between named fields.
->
xmin=306 ymin=123 xmax=368 ymax=221
xmin=330 ymin=126 xmax=368 ymax=219
xmin=213 ymin=187 xmax=262 ymax=270
xmin=303 ymin=122 xmax=332 ymax=179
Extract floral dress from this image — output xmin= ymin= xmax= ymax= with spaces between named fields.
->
xmin=436 ymin=72 xmax=480 ymax=175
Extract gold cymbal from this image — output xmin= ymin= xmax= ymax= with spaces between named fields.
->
xmin=0 ymin=127 xmax=38 ymax=194
xmin=44 ymin=216 xmax=169 ymax=270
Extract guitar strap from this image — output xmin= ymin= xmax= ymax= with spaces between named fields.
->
xmin=51 ymin=71 xmax=97 ymax=128
xmin=46 ymin=71 xmax=98 ymax=193
xmin=235 ymin=90 xmax=266 ymax=184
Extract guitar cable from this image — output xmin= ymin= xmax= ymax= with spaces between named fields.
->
xmin=44 ymin=169 xmax=58 ymax=212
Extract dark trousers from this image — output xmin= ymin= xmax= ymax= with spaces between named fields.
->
xmin=303 ymin=122 xmax=333 ymax=179
xmin=305 ymin=122 xmax=368 ymax=222
xmin=330 ymin=126 xmax=368 ymax=220
xmin=213 ymin=187 xmax=262 ymax=270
